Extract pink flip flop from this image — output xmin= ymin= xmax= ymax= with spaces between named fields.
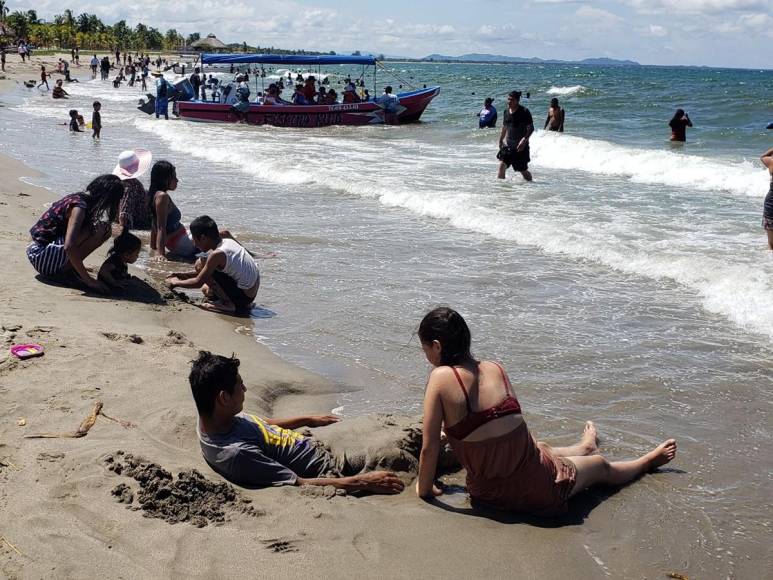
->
xmin=10 ymin=344 xmax=44 ymax=359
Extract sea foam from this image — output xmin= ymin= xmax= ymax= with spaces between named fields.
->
xmin=546 ymin=85 xmax=587 ymax=96
xmin=530 ymin=131 xmax=768 ymax=198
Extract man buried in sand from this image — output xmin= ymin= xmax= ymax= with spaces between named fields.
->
xmin=190 ymin=351 xmax=405 ymax=494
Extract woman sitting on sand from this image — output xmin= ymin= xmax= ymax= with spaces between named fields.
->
xmin=416 ymin=307 xmax=677 ymax=516
xmin=26 ymin=174 xmax=125 ymax=294
xmin=149 ymin=160 xmax=198 ymax=261
xmin=149 ymin=160 xmax=244 ymax=261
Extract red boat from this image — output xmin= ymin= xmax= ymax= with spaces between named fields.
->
xmin=175 ymin=53 xmax=440 ymax=127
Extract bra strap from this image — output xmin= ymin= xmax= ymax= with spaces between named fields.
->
xmin=492 ymin=362 xmax=512 ymax=396
xmin=450 ymin=366 xmax=472 ymax=413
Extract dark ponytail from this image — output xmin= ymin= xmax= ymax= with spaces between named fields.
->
xmin=418 ymin=307 xmax=474 ymax=366
xmin=83 ymin=174 xmax=124 ymax=227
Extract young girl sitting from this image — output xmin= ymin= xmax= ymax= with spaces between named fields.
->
xmin=98 ymin=231 xmax=141 ymax=290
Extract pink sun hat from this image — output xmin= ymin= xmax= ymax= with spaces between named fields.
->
xmin=113 ymin=149 xmax=152 ymax=180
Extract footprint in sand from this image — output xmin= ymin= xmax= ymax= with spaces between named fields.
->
xmin=261 ymin=539 xmax=299 ymax=553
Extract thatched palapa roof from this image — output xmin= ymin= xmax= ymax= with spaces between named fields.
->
xmin=190 ymin=34 xmax=228 ymax=51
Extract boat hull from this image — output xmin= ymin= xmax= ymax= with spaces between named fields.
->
xmin=175 ymin=87 xmax=440 ymax=127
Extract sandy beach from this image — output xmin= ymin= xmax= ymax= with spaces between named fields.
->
xmin=1 ymin=51 xmax=765 ymax=579
xmin=0 ymin=148 xmax=609 ymax=580
xmin=0 ymin=55 xmax=599 ymax=580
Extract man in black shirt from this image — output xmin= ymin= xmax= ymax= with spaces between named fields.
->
xmin=190 ymin=67 xmax=202 ymax=100
xmin=497 ymin=90 xmax=534 ymax=181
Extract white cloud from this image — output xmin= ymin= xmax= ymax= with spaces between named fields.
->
xmin=627 ymin=0 xmax=771 ymax=14
xmin=644 ymin=24 xmax=668 ymax=36
xmin=575 ymin=5 xmax=624 ymax=25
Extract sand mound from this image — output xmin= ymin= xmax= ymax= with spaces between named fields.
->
xmin=105 ymin=451 xmax=263 ymax=527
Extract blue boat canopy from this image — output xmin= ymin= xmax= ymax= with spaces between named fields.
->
xmin=201 ymin=53 xmax=377 ymax=66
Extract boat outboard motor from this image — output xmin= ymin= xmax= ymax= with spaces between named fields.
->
xmin=169 ymin=79 xmax=195 ymax=102
xmin=137 ymin=94 xmax=156 ymax=115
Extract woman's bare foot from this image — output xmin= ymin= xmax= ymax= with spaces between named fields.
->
xmin=580 ymin=421 xmax=599 ymax=454
xmin=644 ymin=439 xmax=678 ymax=471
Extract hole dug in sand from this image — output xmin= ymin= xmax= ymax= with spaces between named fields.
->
xmin=104 ymin=451 xmax=264 ymax=527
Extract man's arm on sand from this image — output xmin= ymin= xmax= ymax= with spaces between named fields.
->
xmin=167 ymin=251 xmax=225 ymax=289
xmin=263 ymin=415 xmax=340 ymax=429
xmin=297 ymin=471 xmax=404 ymax=494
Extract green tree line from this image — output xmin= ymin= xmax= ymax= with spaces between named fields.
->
xmin=0 ymin=4 xmax=349 ymax=55
xmin=1 ymin=6 xmax=187 ymax=51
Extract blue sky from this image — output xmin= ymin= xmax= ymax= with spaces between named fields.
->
xmin=8 ymin=0 xmax=772 ymax=68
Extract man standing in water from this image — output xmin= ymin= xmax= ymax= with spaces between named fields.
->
xmin=497 ymin=91 xmax=533 ymax=181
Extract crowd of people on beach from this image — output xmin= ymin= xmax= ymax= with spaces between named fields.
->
xmin=20 ymin=148 xmax=684 ymax=514
xmin=24 ymin=149 xmax=258 ymax=313
xmin=12 ymin=42 xmax=773 ymax=519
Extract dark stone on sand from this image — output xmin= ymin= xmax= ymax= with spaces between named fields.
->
xmin=111 ymin=483 xmax=134 ymax=504
xmin=104 ymin=453 xmax=263 ymax=526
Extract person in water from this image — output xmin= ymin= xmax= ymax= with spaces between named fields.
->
xmin=149 ymin=160 xmax=197 ymax=260
xmin=478 ymin=97 xmax=497 ymax=128
xmin=37 ymin=66 xmax=50 ymax=90
xmin=190 ymin=350 xmax=405 ymax=494
xmin=669 ymin=109 xmax=692 ymax=142
xmin=415 ymin=307 xmax=678 ymax=516
xmin=91 ymin=101 xmax=102 ymax=140
xmin=497 ymin=91 xmax=533 ymax=181
xmin=52 ymin=79 xmax=69 ymax=99
xmin=760 ymin=147 xmax=773 ymax=249
xmin=544 ymin=97 xmax=565 ymax=132
xmin=166 ymin=215 xmax=259 ymax=314
xmin=154 ymin=73 xmax=171 ymax=120
xmin=68 ymin=110 xmax=84 ymax=132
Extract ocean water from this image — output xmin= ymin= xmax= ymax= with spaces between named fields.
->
xmin=2 ymin=61 xmax=772 ymax=575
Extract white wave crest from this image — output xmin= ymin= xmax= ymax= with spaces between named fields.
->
xmin=531 ymin=131 xmax=768 ymax=198
xmin=547 ymin=85 xmax=586 ymax=96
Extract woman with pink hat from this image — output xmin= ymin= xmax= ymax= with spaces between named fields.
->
xmin=113 ymin=149 xmax=152 ymax=230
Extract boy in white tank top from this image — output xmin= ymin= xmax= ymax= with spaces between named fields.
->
xmin=166 ymin=215 xmax=259 ymax=314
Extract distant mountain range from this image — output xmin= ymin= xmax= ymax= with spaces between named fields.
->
xmin=419 ymin=53 xmax=640 ymax=66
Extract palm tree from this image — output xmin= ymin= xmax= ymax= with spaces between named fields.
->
xmin=0 ymin=1 xmax=9 ymax=24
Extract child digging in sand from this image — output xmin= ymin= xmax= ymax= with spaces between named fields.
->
xmin=166 ymin=215 xmax=259 ymax=314
xmin=98 ymin=231 xmax=141 ymax=290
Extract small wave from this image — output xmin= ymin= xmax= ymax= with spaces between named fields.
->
xmin=531 ymin=132 xmax=768 ymax=198
xmin=546 ymin=85 xmax=586 ymax=96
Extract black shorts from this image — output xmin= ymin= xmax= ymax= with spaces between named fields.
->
xmin=212 ymin=270 xmax=255 ymax=311
xmin=498 ymin=145 xmax=530 ymax=172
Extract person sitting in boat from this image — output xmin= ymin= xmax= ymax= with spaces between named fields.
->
xmin=375 ymin=86 xmax=400 ymax=112
xmin=316 ymin=86 xmax=328 ymax=104
xmin=324 ymin=89 xmax=338 ymax=105
xmin=363 ymin=89 xmax=371 ymax=101
xmin=232 ymin=77 xmax=251 ymax=121
xmin=236 ymin=76 xmax=251 ymax=102
xmin=292 ymin=84 xmax=308 ymax=105
xmin=262 ymin=84 xmax=279 ymax=105
xmin=303 ymin=76 xmax=317 ymax=103
xmin=342 ymin=86 xmax=360 ymax=104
